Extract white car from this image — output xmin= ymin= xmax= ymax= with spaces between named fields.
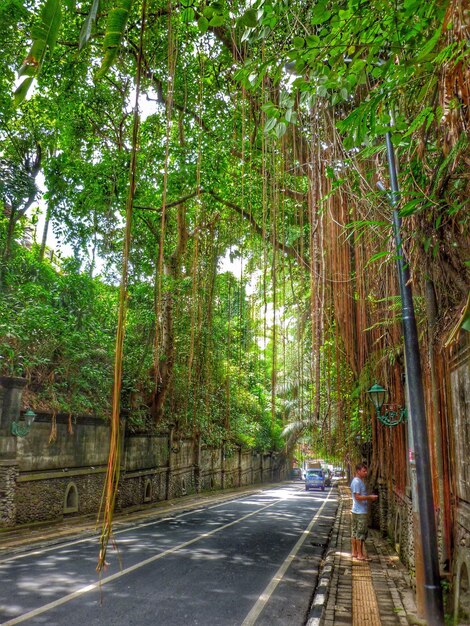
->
xmin=331 ymin=471 xmax=345 ymax=486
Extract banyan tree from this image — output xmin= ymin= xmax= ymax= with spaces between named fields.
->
xmin=1 ymin=0 xmax=469 ymax=613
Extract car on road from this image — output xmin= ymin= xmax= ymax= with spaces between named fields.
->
xmin=305 ymin=468 xmax=325 ymax=491
xmin=324 ymin=470 xmax=332 ymax=487
xmin=290 ymin=468 xmax=303 ymax=481
xmin=331 ymin=470 xmax=345 ymax=486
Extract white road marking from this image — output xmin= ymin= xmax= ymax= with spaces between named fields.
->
xmin=1 ymin=492 xmax=302 ymax=625
xmin=241 ymin=490 xmax=333 ymax=626
xmin=0 ymin=490 xmax=269 ymax=564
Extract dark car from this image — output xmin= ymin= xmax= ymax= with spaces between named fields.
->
xmin=305 ymin=468 xmax=325 ymax=491
xmin=324 ymin=470 xmax=332 ymax=487
xmin=290 ymin=468 xmax=303 ymax=481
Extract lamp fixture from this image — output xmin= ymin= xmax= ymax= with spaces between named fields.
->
xmin=367 ymin=383 xmax=407 ymax=427
xmin=11 ymin=408 xmax=36 ymax=437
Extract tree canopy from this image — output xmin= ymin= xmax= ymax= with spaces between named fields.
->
xmin=1 ymin=0 xmax=468 ymax=566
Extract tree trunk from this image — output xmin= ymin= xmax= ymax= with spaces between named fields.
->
xmin=39 ymin=206 xmax=51 ymax=262
xmin=0 ymin=209 xmax=17 ymax=290
xmin=150 ymin=261 xmax=175 ymax=422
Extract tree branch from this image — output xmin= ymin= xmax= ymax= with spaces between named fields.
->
xmin=136 ymin=188 xmax=309 ymax=270
xmin=207 ymin=190 xmax=309 ymax=270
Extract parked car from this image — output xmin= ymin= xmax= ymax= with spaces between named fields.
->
xmin=290 ymin=468 xmax=303 ymax=481
xmin=331 ymin=470 xmax=345 ymax=486
xmin=324 ymin=470 xmax=332 ymax=487
xmin=305 ymin=468 xmax=325 ymax=491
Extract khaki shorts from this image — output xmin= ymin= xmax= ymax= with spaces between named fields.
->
xmin=351 ymin=513 xmax=368 ymax=541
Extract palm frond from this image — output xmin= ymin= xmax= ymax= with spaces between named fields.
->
xmin=79 ymin=0 xmax=100 ymax=51
xmin=281 ymin=419 xmax=309 ymax=437
xmin=14 ymin=0 xmax=62 ymax=106
xmin=96 ymin=0 xmax=133 ymax=78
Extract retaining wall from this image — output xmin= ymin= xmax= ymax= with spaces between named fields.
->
xmin=1 ymin=412 xmax=286 ymax=527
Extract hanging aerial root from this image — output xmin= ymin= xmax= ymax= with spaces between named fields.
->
xmin=96 ymin=0 xmax=147 ymax=574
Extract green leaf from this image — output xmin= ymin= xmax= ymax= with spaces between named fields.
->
xmin=311 ymin=2 xmax=331 ymax=25
xmin=416 ymin=29 xmax=441 ymax=61
xmin=209 ymin=15 xmax=224 ymax=27
xmin=198 ymin=16 xmax=209 ymax=33
xmin=306 ymin=35 xmax=320 ymax=48
xmin=399 ymin=199 xmax=422 ymax=217
xmin=241 ymin=8 xmax=258 ymax=28
xmin=79 ymin=0 xmax=100 ymax=51
xmin=462 ymin=314 xmax=470 ymax=333
xmin=14 ymin=0 xmax=62 ymax=106
xmin=13 ymin=77 xmax=35 ymax=107
xmin=402 ymin=107 xmax=434 ymax=137
xmin=96 ymin=0 xmax=133 ymax=78
xmin=293 ymin=36 xmax=305 ymax=49
xmin=264 ymin=117 xmax=277 ymax=132
xmin=367 ymin=251 xmax=389 ymax=265
xmin=181 ymin=7 xmax=195 ymax=22
xmin=275 ymin=122 xmax=287 ymax=138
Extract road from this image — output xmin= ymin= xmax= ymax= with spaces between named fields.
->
xmin=0 ymin=484 xmax=338 ymax=626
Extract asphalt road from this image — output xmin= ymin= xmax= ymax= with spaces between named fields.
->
xmin=0 ymin=484 xmax=338 ymax=626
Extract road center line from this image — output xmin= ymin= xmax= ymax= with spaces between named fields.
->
xmin=2 ymin=495 xmax=293 ymax=625
xmin=241 ymin=490 xmax=333 ymax=626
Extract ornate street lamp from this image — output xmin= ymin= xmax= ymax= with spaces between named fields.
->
xmin=367 ymin=383 xmax=407 ymax=427
xmin=11 ymin=408 xmax=36 ymax=437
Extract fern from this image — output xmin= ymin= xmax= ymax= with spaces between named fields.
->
xmin=14 ymin=0 xmax=62 ymax=106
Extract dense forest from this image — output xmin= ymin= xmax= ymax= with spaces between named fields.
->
xmin=1 ymin=0 xmax=468 ymax=568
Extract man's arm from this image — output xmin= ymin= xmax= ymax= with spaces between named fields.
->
xmin=353 ymin=492 xmax=378 ymax=502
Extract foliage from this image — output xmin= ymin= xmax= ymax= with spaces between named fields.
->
xmin=0 ymin=242 xmax=116 ymax=416
xmin=14 ymin=0 xmax=62 ymax=105
xmin=1 ymin=0 xmax=468 ymax=468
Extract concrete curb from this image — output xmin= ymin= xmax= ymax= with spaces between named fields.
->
xmin=306 ymin=493 xmax=343 ymax=626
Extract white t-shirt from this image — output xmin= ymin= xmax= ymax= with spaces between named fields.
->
xmin=350 ymin=476 xmax=368 ymax=514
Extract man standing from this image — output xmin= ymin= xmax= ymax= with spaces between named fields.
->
xmin=350 ymin=462 xmax=378 ymax=561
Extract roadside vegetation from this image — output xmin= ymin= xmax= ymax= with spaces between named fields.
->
xmin=1 ymin=0 xmax=468 ymax=570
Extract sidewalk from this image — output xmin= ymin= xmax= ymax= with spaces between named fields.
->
xmin=308 ymin=486 xmax=423 ymax=626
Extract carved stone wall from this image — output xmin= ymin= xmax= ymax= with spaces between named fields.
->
xmin=0 ymin=410 xmax=286 ymax=527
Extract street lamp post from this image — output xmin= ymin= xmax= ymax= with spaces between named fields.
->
xmin=367 ymin=383 xmax=407 ymax=427
xmin=380 ymin=130 xmax=444 ymax=625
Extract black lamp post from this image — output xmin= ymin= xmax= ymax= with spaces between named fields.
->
xmin=379 ymin=130 xmax=444 ymax=625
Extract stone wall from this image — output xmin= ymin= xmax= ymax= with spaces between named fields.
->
xmin=377 ymin=479 xmax=414 ymax=574
xmin=454 ymin=502 xmax=470 ymax=622
xmin=16 ymin=469 xmax=106 ymax=524
xmin=17 ymin=415 xmax=110 ymax=471
xmin=448 ymin=331 xmax=470 ymax=623
xmin=0 ymin=412 xmax=286 ymax=528
xmin=0 ymin=461 xmax=18 ymax=526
